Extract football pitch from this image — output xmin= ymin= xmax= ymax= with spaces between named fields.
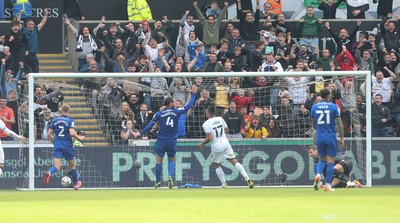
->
xmin=1 ymin=187 xmax=399 ymax=223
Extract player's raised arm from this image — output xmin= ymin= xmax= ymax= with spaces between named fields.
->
xmin=137 ymin=113 xmax=159 ymax=136
xmin=183 ymin=85 xmax=199 ymax=111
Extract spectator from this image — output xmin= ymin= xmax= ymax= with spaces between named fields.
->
xmin=141 ymin=35 xmax=167 ymax=61
xmin=202 ymin=53 xmax=224 ymax=72
xmin=336 ymin=45 xmax=356 ymax=71
xmin=297 ymin=6 xmax=323 ymax=53
xmin=211 ymin=77 xmax=230 ymax=116
xmin=245 ymin=115 xmax=268 ymax=139
xmin=117 ymin=101 xmax=135 ymax=130
xmin=377 ymin=51 xmax=400 ymax=78
xmin=187 ymin=89 xmax=214 ymax=138
xmin=274 ymin=32 xmax=290 ymax=70
xmin=380 ymin=17 xmax=400 ymax=53
xmin=65 ymin=18 xmax=98 ymax=70
xmin=18 ymin=9 xmax=48 ymax=73
xmin=372 ymin=94 xmax=392 ymax=137
xmin=0 ymin=96 xmax=15 ymax=141
xmin=344 ymin=0 xmax=369 ymax=19
xmin=264 ymin=13 xmax=292 ymax=44
xmin=206 ymin=1 xmax=222 ymax=19
xmin=176 ymin=11 xmax=195 ymax=58
xmin=260 ymin=53 xmax=283 ymax=72
xmin=282 ymin=75 xmax=311 ymax=115
xmin=231 ymin=89 xmax=254 ymax=112
xmin=169 ymin=77 xmax=190 ymax=103
xmin=4 ymin=20 xmax=26 ymax=72
xmin=135 ymin=103 xmax=152 ymax=130
xmin=355 ymin=47 xmax=377 ymax=72
xmin=237 ymin=0 xmax=260 ymax=66
xmin=44 ymin=86 xmax=64 ymax=117
xmin=34 ymin=107 xmax=52 ymax=141
xmin=266 ymin=118 xmax=282 ymax=138
xmin=11 ymin=0 xmax=32 ymax=19
xmin=259 ymin=2 xmax=277 ymax=20
xmin=6 ymin=90 xmax=18 ymax=134
xmin=276 ymin=96 xmax=296 ymax=137
xmin=120 ymin=119 xmax=139 ymax=144
xmin=0 ymin=60 xmax=23 ymax=99
xmin=127 ymin=0 xmax=153 ymax=21
xmin=73 ymin=130 xmax=86 ymax=147
xmin=259 ymin=106 xmax=273 ymax=128
xmin=183 ymin=31 xmax=201 ymax=64
xmin=325 ymin=20 xmax=360 ymax=56
xmin=267 ymin=0 xmax=282 ymax=15
xmin=290 ymin=44 xmax=314 ymax=66
xmin=316 ymin=49 xmax=337 ymax=71
xmin=223 ymin=100 xmax=247 ymax=138
xmin=194 ymin=1 xmax=228 ymax=53
xmin=151 ymin=17 xmax=174 ymax=44
xmin=373 ymin=0 xmax=393 ymax=19
xmin=372 ymin=67 xmax=396 ymax=108
xmin=318 ymin=0 xmax=345 ymax=19
xmin=351 ymin=32 xmax=371 ymax=56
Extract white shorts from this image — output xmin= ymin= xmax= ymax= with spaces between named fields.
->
xmin=211 ymin=147 xmax=236 ymax=163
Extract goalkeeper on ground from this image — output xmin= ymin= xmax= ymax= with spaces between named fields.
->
xmin=308 ymin=146 xmax=363 ymax=188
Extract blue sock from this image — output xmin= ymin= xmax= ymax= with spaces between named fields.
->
xmin=168 ymin=160 xmax=175 ymax=178
xmin=49 ymin=166 xmax=57 ymax=175
xmin=325 ymin=163 xmax=334 ymax=184
xmin=316 ymin=160 xmax=326 ymax=176
xmin=155 ymin=163 xmax=162 ymax=183
xmin=71 ymin=169 xmax=78 ymax=185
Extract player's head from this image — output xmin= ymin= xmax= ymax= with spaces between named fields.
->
xmin=307 ymin=146 xmax=318 ymax=158
xmin=206 ymin=105 xmax=216 ymax=119
xmin=61 ymin=104 xmax=71 ymax=115
xmin=163 ymin=97 xmax=174 ymax=108
xmin=320 ymin=88 xmax=332 ymax=100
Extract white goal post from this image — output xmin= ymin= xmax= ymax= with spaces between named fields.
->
xmin=25 ymin=71 xmax=372 ymax=190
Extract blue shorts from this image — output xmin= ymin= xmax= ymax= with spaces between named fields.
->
xmin=316 ymin=139 xmax=337 ymax=157
xmin=154 ymin=138 xmax=177 ymax=158
xmin=54 ymin=147 xmax=75 ymax=161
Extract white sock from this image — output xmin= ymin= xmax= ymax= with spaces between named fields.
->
xmin=0 ymin=168 xmax=2 ymax=176
xmin=215 ymin=167 xmax=226 ymax=185
xmin=235 ymin=162 xmax=249 ymax=179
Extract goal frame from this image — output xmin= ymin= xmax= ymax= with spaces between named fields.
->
xmin=27 ymin=71 xmax=372 ymax=190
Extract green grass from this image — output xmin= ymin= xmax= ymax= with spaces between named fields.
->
xmin=1 ymin=187 xmax=399 ymax=223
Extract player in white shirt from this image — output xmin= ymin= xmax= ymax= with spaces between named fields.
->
xmin=199 ymin=105 xmax=254 ymax=188
xmin=0 ymin=119 xmax=27 ymax=176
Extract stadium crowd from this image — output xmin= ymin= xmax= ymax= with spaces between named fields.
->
xmin=0 ymin=0 xmax=399 ymax=145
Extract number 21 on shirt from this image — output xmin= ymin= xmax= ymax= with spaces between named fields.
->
xmin=316 ymin=110 xmax=331 ymax=124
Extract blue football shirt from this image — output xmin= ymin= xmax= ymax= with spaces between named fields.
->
xmin=150 ymin=108 xmax=187 ymax=139
xmin=311 ymin=100 xmax=341 ymax=140
xmin=49 ymin=115 xmax=75 ymax=149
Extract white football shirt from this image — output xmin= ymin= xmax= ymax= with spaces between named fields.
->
xmin=202 ymin=117 xmax=231 ymax=152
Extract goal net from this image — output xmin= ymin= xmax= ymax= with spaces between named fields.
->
xmin=16 ymin=71 xmax=371 ymax=190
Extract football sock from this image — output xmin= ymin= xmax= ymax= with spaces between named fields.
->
xmin=334 ymin=169 xmax=349 ymax=182
xmin=49 ymin=166 xmax=57 ymax=175
xmin=0 ymin=168 xmax=2 ymax=176
xmin=234 ymin=162 xmax=248 ymax=179
xmin=325 ymin=163 xmax=334 ymax=184
xmin=316 ymin=160 xmax=326 ymax=176
xmin=215 ymin=167 xmax=226 ymax=185
xmin=155 ymin=163 xmax=162 ymax=183
xmin=168 ymin=160 xmax=175 ymax=178
xmin=71 ymin=169 xmax=78 ymax=185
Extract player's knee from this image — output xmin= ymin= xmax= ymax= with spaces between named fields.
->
xmin=213 ymin=163 xmax=220 ymax=169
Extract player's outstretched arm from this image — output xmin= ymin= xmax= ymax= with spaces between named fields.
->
xmin=183 ymin=85 xmax=199 ymax=111
xmin=2 ymin=126 xmax=26 ymax=142
xmin=70 ymin=128 xmax=85 ymax=142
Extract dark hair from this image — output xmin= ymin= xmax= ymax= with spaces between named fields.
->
xmin=320 ymin=88 xmax=331 ymax=99
xmin=10 ymin=20 xmax=20 ymax=27
xmin=163 ymin=97 xmax=174 ymax=106
xmin=375 ymin=94 xmax=383 ymax=99
xmin=206 ymin=105 xmax=216 ymax=115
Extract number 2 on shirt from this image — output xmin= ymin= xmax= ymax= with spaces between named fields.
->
xmin=166 ymin=117 xmax=174 ymax=127
xmin=316 ymin=110 xmax=331 ymax=124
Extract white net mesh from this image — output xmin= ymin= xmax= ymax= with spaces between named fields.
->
xmin=16 ymin=71 xmax=370 ymax=189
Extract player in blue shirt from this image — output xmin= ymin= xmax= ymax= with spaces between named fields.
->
xmin=135 ymin=85 xmax=198 ymax=188
xmin=311 ymin=88 xmax=344 ymax=192
xmin=43 ymin=104 xmax=85 ymax=190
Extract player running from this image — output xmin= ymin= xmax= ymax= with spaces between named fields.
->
xmin=199 ymin=105 xmax=254 ymax=189
xmin=43 ymin=104 xmax=85 ymax=190
xmin=311 ymin=87 xmax=344 ymax=192
xmin=0 ymin=119 xmax=26 ymax=176
xmin=308 ymin=146 xmax=363 ymax=189
xmin=135 ymin=85 xmax=198 ymax=189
